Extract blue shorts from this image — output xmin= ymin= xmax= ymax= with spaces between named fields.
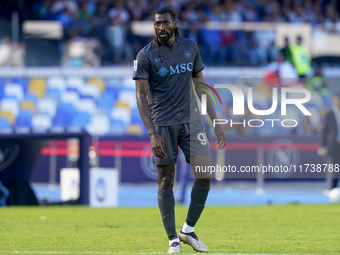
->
xmin=153 ymin=120 xmax=211 ymax=166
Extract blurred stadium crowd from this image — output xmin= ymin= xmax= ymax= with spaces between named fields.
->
xmin=0 ymin=0 xmax=339 ymax=66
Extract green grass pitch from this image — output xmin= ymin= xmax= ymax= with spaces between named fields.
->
xmin=0 ymin=204 xmax=340 ymax=254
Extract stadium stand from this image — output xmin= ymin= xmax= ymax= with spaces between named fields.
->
xmin=0 ymin=72 xmax=332 ymax=137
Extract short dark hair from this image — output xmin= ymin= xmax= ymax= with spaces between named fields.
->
xmin=154 ymin=6 xmax=176 ymax=21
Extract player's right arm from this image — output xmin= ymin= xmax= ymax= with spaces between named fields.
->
xmin=136 ymin=79 xmax=167 ymax=159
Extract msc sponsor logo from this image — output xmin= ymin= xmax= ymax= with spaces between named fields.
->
xmin=157 ymin=62 xmax=193 ymax=78
xmin=157 ymin=66 xmax=168 ymax=77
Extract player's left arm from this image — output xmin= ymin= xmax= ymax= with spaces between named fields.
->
xmin=193 ymin=71 xmax=227 ymax=150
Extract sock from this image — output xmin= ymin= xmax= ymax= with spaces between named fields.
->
xmin=169 ymin=238 xmax=180 ymax=246
xmin=186 ymin=181 xmax=210 ymax=227
xmin=158 ymin=189 xmax=177 ymax=240
xmin=182 ymin=222 xmax=194 ymax=233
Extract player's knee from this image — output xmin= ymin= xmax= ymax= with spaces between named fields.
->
xmin=196 ymin=178 xmax=211 ymax=189
xmin=159 ymin=176 xmax=174 ymax=190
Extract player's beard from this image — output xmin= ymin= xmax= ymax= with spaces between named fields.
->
xmin=157 ymin=27 xmax=174 ymax=43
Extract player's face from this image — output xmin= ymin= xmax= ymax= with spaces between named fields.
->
xmin=154 ymin=13 xmax=176 ymax=43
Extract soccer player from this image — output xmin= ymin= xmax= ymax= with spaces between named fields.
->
xmin=133 ymin=6 xmax=227 ymax=254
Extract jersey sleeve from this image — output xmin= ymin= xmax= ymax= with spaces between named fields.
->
xmin=132 ymin=51 xmax=149 ymax=80
xmin=193 ymin=42 xmax=204 ymax=74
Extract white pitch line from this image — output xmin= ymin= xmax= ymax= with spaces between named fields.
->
xmin=0 ymin=252 xmax=312 ymax=255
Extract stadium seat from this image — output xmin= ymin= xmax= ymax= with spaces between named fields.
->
xmin=16 ymin=110 xmax=33 ymax=127
xmin=70 ymin=111 xmax=91 ymax=127
xmin=45 ymin=87 xmax=61 ymax=102
xmin=98 ymin=92 xmax=114 ymax=114
xmin=53 ymin=103 xmax=78 ymax=126
xmin=66 ymin=87 xmax=79 ymax=94
xmin=37 ymin=98 xmax=57 ymax=117
xmin=87 ymin=114 xmax=110 ymax=135
xmin=105 ymin=78 xmax=121 ymax=88
xmin=12 ymin=77 xmax=29 ymax=92
xmin=0 ymin=117 xmax=10 ymax=127
xmin=80 ymin=85 xmax=100 ymax=100
xmin=47 ymin=76 xmax=66 ymax=91
xmin=131 ymin=108 xmax=143 ymax=124
xmin=4 ymin=83 xmax=24 ymax=101
xmin=126 ymin=124 xmax=144 ymax=136
xmin=88 ymin=77 xmax=105 ymax=92
xmin=111 ymin=106 xmax=131 ymax=125
xmin=105 ymin=86 xmax=118 ymax=100
xmin=24 ymin=93 xmax=38 ymax=102
xmin=76 ymin=98 xmax=97 ymax=116
xmin=0 ymin=111 xmax=15 ymax=125
xmin=0 ymin=78 xmax=6 ymax=94
xmin=67 ymin=77 xmax=84 ymax=91
xmin=20 ymin=100 xmax=36 ymax=113
xmin=110 ymin=119 xmax=126 ymax=135
xmin=118 ymin=89 xmax=137 ymax=109
xmin=61 ymin=91 xmax=79 ymax=106
xmin=0 ymin=97 xmax=20 ymax=117
xmin=122 ymin=78 xmax=135 ymax=89
xmin=115 ymin=101 xmax=130 ymax=110
xmin=32 ymin=114 xmax=52 ymax=129
xmin=28 ymin=78 xmax=46 ymax=98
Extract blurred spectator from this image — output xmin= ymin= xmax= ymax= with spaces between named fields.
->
xmin=252 ymin=15 xmax=278 ymax=66
xmin=280 ymin=37 xmax=292 ymax=64
xmin=106 ymin=16 xmax=134 ymax=64
xmin=62 ymin=37 xmax=101 ymax=67
xmin=289 ymin=36 xmax=311 ymax=78
xmin=292 ymin=116 xmax=316 ymax=136
xmin=77 ymin=1 xmax=95 ymax=22
xmin=108 ymin=0 xmax=130 ymax=23
xmin=32 ymin=0 xmax=56 ymax=20
xmin=6 ymin=0 xmax=340 ymax=66
xmin=0 ymin=37 xmax=25 ymax=67
xmin=51 ymin=0 xmax=78 ymax=14
xmin=265 ymin=52 xmax=298 ymax=79
xmin=306 ymin=66 xmax=329 ymax=96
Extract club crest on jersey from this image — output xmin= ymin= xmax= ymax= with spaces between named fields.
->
xmin=157 ymin=66 xmax=168 ymax=77
xmin=184 ymin=50 xmax=191 ymax=58
xmin=133 ymin=60 xmax=138 ymax=71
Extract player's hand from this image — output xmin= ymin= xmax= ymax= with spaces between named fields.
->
xmin=214 ymin=124 xmax=227 ymax=150
xmin=317 ymin=146 xmax=328 ymax=157
xmin=150 ymin=132 xmax=168 ymax=159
